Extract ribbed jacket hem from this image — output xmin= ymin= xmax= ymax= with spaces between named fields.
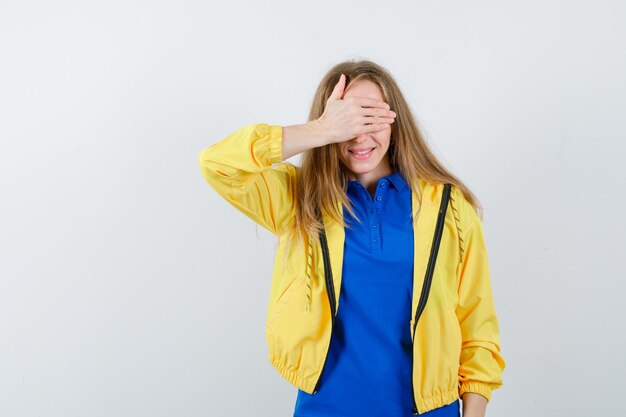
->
xmin=416 ymin=387 xmax=460 ymax=414
xmin=269 ymin=352 xmax=317 ymax=393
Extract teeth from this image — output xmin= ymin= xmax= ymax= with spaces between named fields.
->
xmin=351 ymin=148 xmax=373 ymax=155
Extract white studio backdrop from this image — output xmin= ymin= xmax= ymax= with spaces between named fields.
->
xmin=1 ymin=1 xmax=624 ymax=416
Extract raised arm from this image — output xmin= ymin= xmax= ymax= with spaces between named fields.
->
xmin=197 ymin=122 xmax=329 ymax=235
xmin=198 ymin=75 xmax=396 ymax=235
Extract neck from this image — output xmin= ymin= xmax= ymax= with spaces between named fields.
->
xmin=347 ymin=158 xmax=394 ymax=194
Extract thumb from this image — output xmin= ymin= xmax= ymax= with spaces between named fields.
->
xmin=327 ymin=73 xmax=345 ymax=101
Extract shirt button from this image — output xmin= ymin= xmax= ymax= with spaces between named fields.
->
xmin=372 ymin=223 xmax=377 ymax=228
xmin=376 ymin=196 xmax=382 ymax=201
xmin=373 ymin=237 xmax=378 ymax=242
xmin=381 ymin=183 xmax=386 ymax=188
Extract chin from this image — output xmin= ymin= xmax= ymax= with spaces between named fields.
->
xmin=346 ymin=162 xmax=380 ymax=173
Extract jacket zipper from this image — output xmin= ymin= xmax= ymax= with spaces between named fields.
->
xmin=312 ymin=224 xmax=336 ymax=394
xmin=311 ymin=184 xmax=450 ymax=407
xmin=410 ymin=184 xmax=451 ymax=415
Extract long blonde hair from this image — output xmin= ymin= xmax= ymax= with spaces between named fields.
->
xmin=282 ymin=59 xmax=483 ymax=253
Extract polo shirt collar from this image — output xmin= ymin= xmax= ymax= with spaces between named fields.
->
xmin=347 ymin=171 xmax=409 ymax=192
xmin=385 ymin=171 xmax=408 ymax=192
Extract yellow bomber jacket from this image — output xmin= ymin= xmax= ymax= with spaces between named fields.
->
xmin=197 ymin=123 xmax=506 ymax=414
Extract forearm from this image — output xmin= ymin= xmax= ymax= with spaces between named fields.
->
xmin=461 ymin=392 xmax=487 ymax=417
xmin=281 ymin=120 xmax=332 ymax=160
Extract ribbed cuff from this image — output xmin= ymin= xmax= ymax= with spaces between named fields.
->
xmin=459 ymin=380 xmax=492 ymax=402
xmin=268 ymin=125 xmax=283 ymax=164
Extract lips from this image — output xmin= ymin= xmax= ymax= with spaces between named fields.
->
xmin=348 ymin=147 xmax=375 ymax=160
xmin=348 ymin=147 xmax=375 ymax=154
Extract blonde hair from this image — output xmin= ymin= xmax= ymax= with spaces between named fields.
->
xmin=282 ymin=59 xmax=483 ymax=253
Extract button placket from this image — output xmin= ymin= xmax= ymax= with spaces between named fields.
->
xmin=369 ymin=179 xmax=389 ymax=253
xmin=350 ymin=179 xmax=391 ymax=253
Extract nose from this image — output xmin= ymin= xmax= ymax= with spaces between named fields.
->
xmin=353 ymin=134 xmax=369 ymax=143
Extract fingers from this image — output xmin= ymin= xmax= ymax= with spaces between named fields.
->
xmin=353 ymin=96 xmax=390 ymax=110
xmin=350 ymin=97 xmax=395 ymax=121
xmin=360 ymin=107 xmax=396 ymax=119
xmin=321 ymin=87 xmax=395 ymax=142
xmin=363 ymin=115 xmax=396 ymax=125
xmin=359 ymin=122 xmax=391 ymax=136
xmin=359 ymin=106 xmax=396 ymax=129
xmin=328 ymin=73 xmax=346 ymax=101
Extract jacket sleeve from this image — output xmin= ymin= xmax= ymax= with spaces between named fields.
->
xmin=197 ymin=123 xmax=297 ymax=236
xmin=453 ymin=186 xmax=506 ymax=402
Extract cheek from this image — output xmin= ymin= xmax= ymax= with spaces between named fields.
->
xmin=375 ymin=131 xmax=392 ymax=145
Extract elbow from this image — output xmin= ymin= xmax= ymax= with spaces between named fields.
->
xmin=197 ymin=146 xmax=225 ymax=189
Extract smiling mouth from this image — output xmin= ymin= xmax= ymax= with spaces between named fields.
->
xmin=348 ymin=148 xmax=375 ymax=155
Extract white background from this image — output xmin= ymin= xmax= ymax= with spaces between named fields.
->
xmin=1 ymin=1 xmax=625 ymax=416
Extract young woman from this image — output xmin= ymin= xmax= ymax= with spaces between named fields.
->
xmin=198 ymin=60 xmax=505 ymax=417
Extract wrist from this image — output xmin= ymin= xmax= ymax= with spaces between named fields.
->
xmin=309 ymin=119 xmax=335 ymax=145
xmin=461 ymin=392 xmax=487 ymax=417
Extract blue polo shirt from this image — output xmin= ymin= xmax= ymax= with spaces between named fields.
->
xmin=293 ymin=171 xmax=460 ymax=417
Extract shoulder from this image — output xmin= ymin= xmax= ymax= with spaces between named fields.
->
xmin=448 ymin=184 xmax=479 ymax=225
xmin=445 ymin=184 xmax=482 ymax=243
xmin=417 ymin=179 xmax=467 ymax=213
